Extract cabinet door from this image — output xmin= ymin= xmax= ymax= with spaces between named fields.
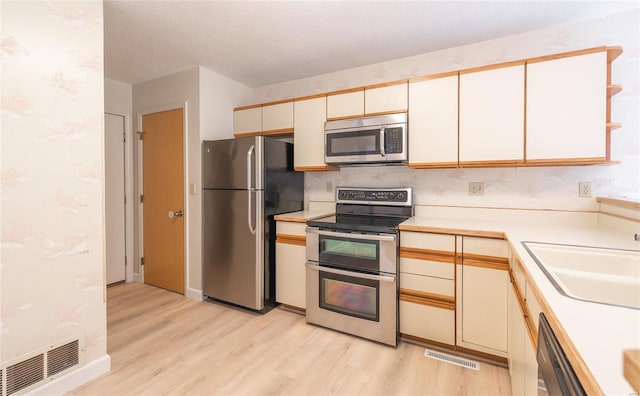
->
xmin=275 ymin=221 xmax=307 ymax=309
xmin=234 ymin=106 xmax=262 ymax=136
xmin=293 ymin=96 xmax=328 ymax=170
xmin=459 ymin=64 xmax=525 ymax=164
xmin=527 ymin=51 xmax=607 ymax=161
xmin=262 ymin=101 xmax=293 ymax=133
xmin=365 ymin=83 xmax=407 ymax=115
xmin=457 ymin=264 xmax=509 ymax=353
xmin=456 ymin=236 xmax=509 ymax=356
xmin=408 ymin=75 xmax=458 ymax=167
xmin=327 ymin=90 xmax=364 ymax=120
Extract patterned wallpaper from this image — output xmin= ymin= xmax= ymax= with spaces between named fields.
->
xmin=253 ymin=9 xmax=640 ymax=211
xmin=1 ymin=1 xmax=106 ymax=365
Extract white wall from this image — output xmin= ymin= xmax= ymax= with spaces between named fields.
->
xmin=0 ymin=0 xmax=109 ymax=389
xmin=199 ymin=66 xmax=253 ymax=140
xmin=105 ymin=78 xmax=135 ymax=283
xmin=251 ymin=9 xmax=640 ymax=211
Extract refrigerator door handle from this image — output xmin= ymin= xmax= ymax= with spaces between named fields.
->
xmin=247 ymin=145 xmax=256 ymax=234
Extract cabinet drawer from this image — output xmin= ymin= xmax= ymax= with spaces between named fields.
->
xmin=401 ymin=231 xmax=455 ymax=252
xmin=400 ymin=257 xmax=454 ymax=279
xmin=400 ymin=300 xmax=455 ymax=345
xmin=276 ymin=221 xmax=307 ymax=237
xmin=462 ymin=236 xmax=508 ymax=258
xmin=400 ymin=272 xmax=454 ymax=297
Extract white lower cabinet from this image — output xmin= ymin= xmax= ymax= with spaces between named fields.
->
xmin=275 ymin=221 xmax=307 ymax=310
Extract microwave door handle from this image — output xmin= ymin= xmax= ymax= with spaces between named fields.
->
xmin=380 ymin=126 xmax=386 ymax=157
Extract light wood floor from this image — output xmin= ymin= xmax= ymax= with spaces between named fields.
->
xmin=71 ymin=283 xmax=511 ymax=395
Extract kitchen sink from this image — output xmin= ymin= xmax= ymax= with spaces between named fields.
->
xmin=522 ymin=242 xmax=640 ymax=310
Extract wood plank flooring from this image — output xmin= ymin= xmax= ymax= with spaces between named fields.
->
xmin=70 ymin=283 xmax=511 ymax=395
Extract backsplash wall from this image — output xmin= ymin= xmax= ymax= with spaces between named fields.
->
xmin=253 ymin=9 xmax=640 ymax=211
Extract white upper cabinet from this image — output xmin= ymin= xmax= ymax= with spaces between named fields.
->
xmin=526 ymin=51 xmax=607 ymax=162
xmin=459 ymin=64 xmax=525 ymax=165
xmin=262 ymin=101 xmax=294 ymax=133
xmin=233 ymin=106 xmax=262 ymax=136
xmin=408 ymin=74 xmax=459 ymax=167
xmin=365 ymin=82 xmax=408 ymax=115
xmin=327 ymin=90 xmax=364 ymax=120
xmin=294 ymin=96 xmax=328 ymax=170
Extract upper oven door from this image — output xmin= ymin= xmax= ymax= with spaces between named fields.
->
xmin=306 ymin=227 xmax=397 ymax=274
xmin=324 ymin=124 xmax=407 ymax=164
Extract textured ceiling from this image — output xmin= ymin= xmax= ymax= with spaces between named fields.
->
xmin=104 ymin=1 xmax=639 ymax=87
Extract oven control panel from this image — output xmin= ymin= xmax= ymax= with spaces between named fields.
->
xmin=336 ymin=187 xmax=412 ymax=205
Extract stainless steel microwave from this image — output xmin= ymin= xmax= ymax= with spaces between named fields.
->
xmin=324 ymin=113 xmax=407 ymax=165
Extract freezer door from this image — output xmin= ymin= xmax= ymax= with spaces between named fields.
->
xmin=202 ymin=137 xmax=263 ymax=190
xmin=203 ymin=189 xmax=264 ymax=310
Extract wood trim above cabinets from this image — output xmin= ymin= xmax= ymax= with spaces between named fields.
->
xmin=326 ymin=87 xmax=365 ymax=97
xmin=234 ymin=103 xmax=262 ymax=111
xmin=409 ymin=71 xmax=458 ymax=83
xmin=276 ymin=234 xmax=306 ymax=246
xmin=459 ymin=60 xmax=526 ymax=75
xmin=364 ymin=79 xmax=408 ymax=90
xmin=527 ymin=46 xmax=607 ymax=65
xmin=294 ymin=93 xmax=327 ymax=102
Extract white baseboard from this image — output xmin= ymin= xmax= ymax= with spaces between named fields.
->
xmin=187 ymin=287 xmax=203 ymax=301
xmin=25 ymin=354 xmax=111 ymax=396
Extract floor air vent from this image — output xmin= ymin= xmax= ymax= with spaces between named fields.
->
xmin=424 ymin=348 xmax=480 ymax=370
xmin=1 ymin=336 xmax=83 ymax=396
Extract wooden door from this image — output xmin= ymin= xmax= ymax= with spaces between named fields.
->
xmin=142 ymin=108 xmax=184 ymax=294
xmin=105 ymin=113 xmax=126 ymax=284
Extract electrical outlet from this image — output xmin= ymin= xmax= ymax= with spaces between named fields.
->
xmin=579 ymin=182 xmax=592 ymax=198
xmin=326 ymin=181 xmax=333 ymax=193
xmin=469 ymin=181 xmax=484 ymax=196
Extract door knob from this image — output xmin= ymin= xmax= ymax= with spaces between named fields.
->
xmin=167 ymin=210 xmax=184 ymax=219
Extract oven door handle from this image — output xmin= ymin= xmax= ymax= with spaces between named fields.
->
xmin=306 ymin=262 xmax=396 ymax=283
xmin=306 ymin=227 xmax=396 ymax=242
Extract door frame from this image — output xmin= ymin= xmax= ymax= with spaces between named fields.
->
xmin=105 ymin=111 xmax=135 ymax=284
xmin=136 ymin=101 xmax=189 ymax=295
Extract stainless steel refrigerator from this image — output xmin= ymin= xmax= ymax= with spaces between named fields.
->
xmin=202 ymin=136 xmax=304 ymax=311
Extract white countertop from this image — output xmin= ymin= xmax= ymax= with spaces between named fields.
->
xmin=400 ymin=216 xmax=640 ymax=395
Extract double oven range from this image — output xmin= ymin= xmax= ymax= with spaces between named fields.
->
xmin=305 ymin=187 xmax=413 ymax=346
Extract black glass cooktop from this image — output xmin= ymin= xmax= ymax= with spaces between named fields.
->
xmin=307 ymin=213 xmax=409 ymax=234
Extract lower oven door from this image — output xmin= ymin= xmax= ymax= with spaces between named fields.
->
xmin=305 ymin=261 xmax=397 ymax=346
